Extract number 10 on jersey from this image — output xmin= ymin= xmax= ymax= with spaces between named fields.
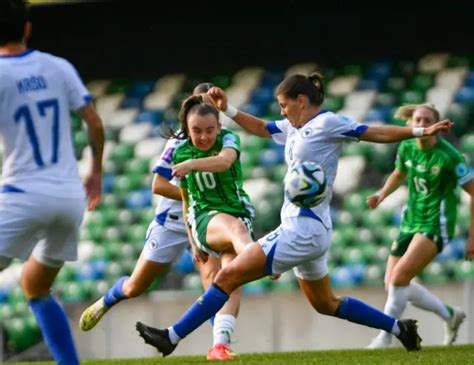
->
xmin=195 ymin=172 xmax=216 ymax=191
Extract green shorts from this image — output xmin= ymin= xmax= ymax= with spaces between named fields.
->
xmin=190 ymin=210 xmax=253 ymax=255
xmin=390 ymin=231 xmax=447 ymax=256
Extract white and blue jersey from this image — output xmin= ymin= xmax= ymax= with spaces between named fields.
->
xmin=266 ymin=110 xmax=368 ymax=229
xmin=152 ymin=138 xmax=186 ymax=233
xmin=0 ymin=49 xmax=91 ymax=198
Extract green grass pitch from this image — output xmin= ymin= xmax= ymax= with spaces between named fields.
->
xmin=9 ymin=344 xmax=474 ymax=364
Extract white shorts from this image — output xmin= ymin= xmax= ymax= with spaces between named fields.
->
xmin=258 ymin=216 xmax=331 ymax=280
xmin=0 ymin=191 xmax=86 ymax=266
xmin=142 ymin=221 xmax=189 ymax=263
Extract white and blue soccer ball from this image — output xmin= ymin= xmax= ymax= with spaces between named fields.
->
xmin=284 ymin=161 xmax=327 ymax=208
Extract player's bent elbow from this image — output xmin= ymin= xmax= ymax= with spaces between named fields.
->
xmin=214 ymin=159 xmax=233 ymax=172
xmin=220 ymin=162 xmax=233 ymax=171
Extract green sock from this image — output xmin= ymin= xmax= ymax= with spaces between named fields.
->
xmin=445 ymin=304 xmax=454 ymax=318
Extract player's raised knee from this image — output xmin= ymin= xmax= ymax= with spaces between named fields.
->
xmin=214 ymin=266 xmax=241 ymax=293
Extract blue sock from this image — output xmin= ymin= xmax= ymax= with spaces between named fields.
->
xmin=335 ymin=296 xmax=395 ymax=333
xmin=29 ymin=294 xmax=79 ymax=365
xmin=103 ymin=276 xmax=129 ymax=307
xmin=173 ymin=284 xmax=229 ymax=339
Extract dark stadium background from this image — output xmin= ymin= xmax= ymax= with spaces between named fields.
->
xmin=28 ymin=1 xmax=474 ymax=81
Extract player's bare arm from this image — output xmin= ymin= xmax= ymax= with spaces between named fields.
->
xmin=208 ymin=87 xmax=271 ymax=138
xmin=172 ymin=148 xmax=238 ymax=178
xmin=367 ymin=168 xmax=406 ymax=209
xmin=78 ymin=102 xmax=104 ymax=210
xmin=152 ymin=173 xmax=182 ymax=200
xmin=360 ymin=120 xmax=453 ymax=143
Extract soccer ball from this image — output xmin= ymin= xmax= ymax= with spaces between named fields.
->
xmin=284 ymin=161 xmax=327 ymax=208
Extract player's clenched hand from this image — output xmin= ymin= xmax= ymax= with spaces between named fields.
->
xmin=207 ymin=87 xmax=228 ymax=112
xmin=84 ymin=172 xmax=102 ymax=210
xmin=172 ymin=160 xmax=193 ymax=178
xmin=424 ymin=119 xmax=453 ymax=136
xmin=366 ymin=193 xmax=384 ymax=209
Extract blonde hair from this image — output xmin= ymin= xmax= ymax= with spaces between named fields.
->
xmin=394 ymin=103 xmax=440 ymax=124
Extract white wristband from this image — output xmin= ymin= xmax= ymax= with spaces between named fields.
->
xmin=224 ymin=104 xmax=238 ymax=119
xmin=412 ymin=127 xmax=425 ymax=137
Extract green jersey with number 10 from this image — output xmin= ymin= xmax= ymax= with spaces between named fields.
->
xmin=173 ymin=128 xmax=254 ymax=219
xmin=395 ymin=139 xmax=472 ymax=239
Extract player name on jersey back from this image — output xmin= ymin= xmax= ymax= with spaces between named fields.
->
xmin=0 ymin=50 xmax=91 ymax=198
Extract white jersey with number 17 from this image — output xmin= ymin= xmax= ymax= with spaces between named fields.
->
xmin=0 ymin=49 xmax=91 ymax=198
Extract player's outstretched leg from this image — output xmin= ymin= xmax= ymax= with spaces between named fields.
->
xmin=334 ymin=296 xmax=422 ymax=351
xmin=79 ymin=276 xmax=128 ymax=331
xmin=443 ymin=306 xmax=466 ymax=345
xmin=136 ymin=283 xmax=230 ymax=355
xmin=136 ymin=322 xmax=177 ymax=356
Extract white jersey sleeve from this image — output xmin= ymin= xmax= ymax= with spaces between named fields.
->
xmin=322 ymin=114 xmax=368 ymax=142
xmin=152 ymin=138 xmax=181 ymax=180
xmin=57 ymin=58 xmax=92 ymax=111
xmin=152 ymin=138 xmax=186 ymax=233
xmin=266 ymin=119 xmax=290 ymax=145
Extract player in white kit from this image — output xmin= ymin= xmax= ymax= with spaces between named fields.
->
xmin=0 ymin=1 xmax=104 ymax=364
xmin=80 ymin=84 xmax=242 ymax=360
xmin=135 ymin=73 xmax=453 ymax=355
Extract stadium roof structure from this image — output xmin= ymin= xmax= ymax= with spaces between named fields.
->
xmin=29 ymin=0 xmax=101 ymax=4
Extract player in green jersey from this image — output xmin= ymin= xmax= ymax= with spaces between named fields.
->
xmin=79 ymin=84 xmax=242 ymax=360
xmin=366 ymin=103 xmax=474 ymax=349
xmin=166 ymin=94 xmax=255 ymax=359
xmin=171 ymin=95 xmax=254 ymax=257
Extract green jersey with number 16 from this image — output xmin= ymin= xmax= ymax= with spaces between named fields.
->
xmin=173 ymin=128 xmax=254 ymax=219
xmin=395 ymin=139 xmax=472 ymax=239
